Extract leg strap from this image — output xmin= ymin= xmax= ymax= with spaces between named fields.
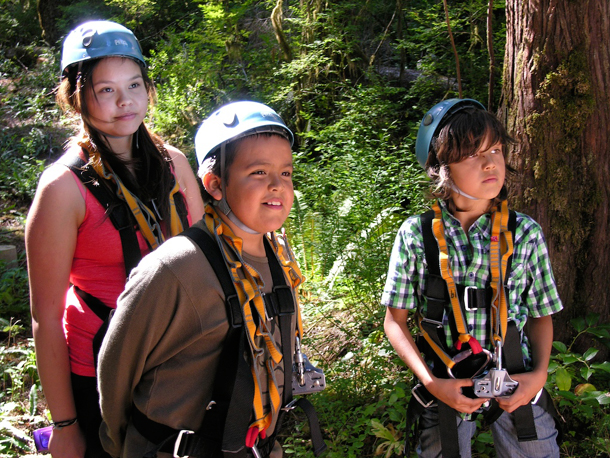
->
xmin=438 ymin=401 xmax=461 ymax=458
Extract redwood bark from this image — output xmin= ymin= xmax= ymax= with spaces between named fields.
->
xmin=501 ymin=1 xmax=610 ymax=351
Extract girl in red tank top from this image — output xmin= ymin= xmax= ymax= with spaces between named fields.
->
xmin=26 ymin=20 xmax=204 ymax=458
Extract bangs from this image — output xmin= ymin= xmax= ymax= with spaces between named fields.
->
xmin=433 ymin=108 xmax=513 ymax=165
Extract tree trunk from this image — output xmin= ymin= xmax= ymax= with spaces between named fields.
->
xmin=501 ymin=0 xmax=610 ymax=353
xmin=37 ymin=0 xmax=72 ymax=45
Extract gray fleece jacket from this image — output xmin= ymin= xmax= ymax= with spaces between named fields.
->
xmin=97 ymin=220 xmax=291 ymax=458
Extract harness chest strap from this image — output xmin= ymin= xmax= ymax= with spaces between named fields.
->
xmin=419 ymin=201 xmax=513 ymax=370
xmin=88 ymin=150 xmax=185 ymax=250
xmin=204 ymin=206 xmax=304 ymax=435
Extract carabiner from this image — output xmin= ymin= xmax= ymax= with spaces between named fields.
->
xmin=447 ymin=347 xmax=493 ymax=379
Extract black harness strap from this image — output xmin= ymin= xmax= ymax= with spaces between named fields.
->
xmin=61 ymin=152 xmax=142 ymax=369
xmin=405 ymin=208 xmax=555 ymax=456
xmin=60 ymin=152 xmax=141 ymax=277
xmin=134 ymin=227 xmax=325 ymax=458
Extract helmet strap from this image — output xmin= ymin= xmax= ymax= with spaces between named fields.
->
xmin=216 ymin=143 xmax=259 ymax=235
xmin=451 ymin=183 xmax=480 ymax=201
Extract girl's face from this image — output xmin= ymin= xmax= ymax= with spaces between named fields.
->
xmin=448 ymin=139 xmax=506 ymax=204
xmin=84 ymin=57 xmax=148 ymax=144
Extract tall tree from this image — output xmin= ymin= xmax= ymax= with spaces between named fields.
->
xmin=37 ymin=0 xmax=72 ymax=45
xmin=501 ymin=1 xmax=610 ymax=348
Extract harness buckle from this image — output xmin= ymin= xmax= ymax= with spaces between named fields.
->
xmin=464 ymin=286 xmax=477 ymax=311
xmin=412 ymin=383 xmax=436 ymax=408
xmin=173 ymin=430 xmax=194 ymax=458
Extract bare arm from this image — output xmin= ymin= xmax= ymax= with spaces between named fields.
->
xmin=26 ymin=165 xmax=87 ymax=458
xmin=497 ymin=315 xmax=553 ymax=413
xmin=166 ymin=145 xmax=204 ymax=223
xmin=384 ymin=307 xmax=486 ymax=413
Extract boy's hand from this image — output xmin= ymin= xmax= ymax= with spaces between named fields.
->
xmin=425 ymin=377 xmax=488 ymax=414
xmin=496 ymin=369 xmax=547 ymax=413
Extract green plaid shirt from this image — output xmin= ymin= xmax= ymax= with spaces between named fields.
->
xmin=382 ymin=200 xmax=563 ymax=365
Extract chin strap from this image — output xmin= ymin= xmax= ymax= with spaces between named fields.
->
xmin=451 ymin=183 xmax=480 ymax=200
xmin=215 ymin=143 xmax=259 ymax=234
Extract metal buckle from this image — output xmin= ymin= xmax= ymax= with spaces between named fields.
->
xmin=412 ymin=383 xmax=435 ymax=408
xmin=173 ymin=430 xmax=194 ymax=458
xmin=464 ymin=286 xmax=477 ymax=311
xmin=282 ymin=398 xmax=298 ymax=412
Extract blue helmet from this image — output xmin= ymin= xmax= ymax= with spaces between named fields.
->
xmin=415 ymin=98 xmax=485 ymax=168
xmin=195 ymin=101 xmax=294 ymax=167
xmin=61 ymin=20 xmax=145 ymax=75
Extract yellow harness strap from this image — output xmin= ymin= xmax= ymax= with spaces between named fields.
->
xmin=420 ymin=201 xmax=513 ymax=368
xmin=89 ymin=151 xmax=184 ymax=250
xmin=489 ymin=200 xmax=513 ymax=345
xmin=203 ymin=205 xmax=304 ymax=434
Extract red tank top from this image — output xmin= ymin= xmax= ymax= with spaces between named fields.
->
xmin=64 ymin=159 xmax=191 ymax=376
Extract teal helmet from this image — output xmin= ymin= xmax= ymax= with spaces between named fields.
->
xmin=61 ymin=20 xmax=145 ymax=75
xmin=415 ymin=98 xmax=485 ymax=168
xmin=195 ymin=101 xmax=294 ymax=167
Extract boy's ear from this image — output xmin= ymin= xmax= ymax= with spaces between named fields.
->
xmin=202 ymin=172 xmax=223 ymax=201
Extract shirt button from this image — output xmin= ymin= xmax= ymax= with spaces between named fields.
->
xmin=468 ymin=325 xmax=474 ymax=332
xmin=468 ymin=272 xmax=474 ymax=278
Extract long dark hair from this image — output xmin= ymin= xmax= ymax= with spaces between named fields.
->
xmin=57 ymin=57 xmax=187 ymax=224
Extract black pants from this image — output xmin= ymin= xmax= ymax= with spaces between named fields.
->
xmin=71 ymin=373 xmax=112 ymax=458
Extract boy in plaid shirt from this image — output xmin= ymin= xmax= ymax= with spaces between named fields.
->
xmin=383 ymin=99 xmax=562 ymax=457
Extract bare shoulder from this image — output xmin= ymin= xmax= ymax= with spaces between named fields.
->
xmin=29 ymin=162 xmax=85 ymax=223
xmin=36 ymin=162 xmax=83 ymax=201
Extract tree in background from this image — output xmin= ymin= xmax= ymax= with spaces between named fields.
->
xmin=501 ymin=0 xmax=610 ymax=350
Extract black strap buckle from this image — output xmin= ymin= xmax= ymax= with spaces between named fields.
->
xmin=173 ymin=430 xmax=195 ymax=458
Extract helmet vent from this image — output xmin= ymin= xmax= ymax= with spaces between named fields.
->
xmin=82 ymin=30 xmax=95 ymax=48
xmin=222 ymin=112 xmax=239 ymax=128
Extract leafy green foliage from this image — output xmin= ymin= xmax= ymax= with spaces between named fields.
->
xmin=547 ymin=314 xmax=610 ymax=457
xmin=0 ymin=0 xmax=41 ymax=48
xmin=0 ymin=259 xmax=30 ymax=331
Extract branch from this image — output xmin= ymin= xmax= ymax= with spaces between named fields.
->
xmin=487 ymin=0 xmax=496 ymax=110
xmin=369 ymin=7 xmax=397 ymax=66
xmin=271 ymin=0 xmax=292 ymax=61
xmin=443 ymin=0 xmax=462 ymax=97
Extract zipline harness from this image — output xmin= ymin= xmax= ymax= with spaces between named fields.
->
xmin=132 ymin=206 xmax=327 ymax=458
xmin=60 ymin=150 xmax=187 ymax=366
xmin=405 ymin=201 xmax=561 ymax=458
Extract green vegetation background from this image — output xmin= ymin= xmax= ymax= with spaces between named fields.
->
xmin=0 ymin=0 xmax=608 ymax=456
